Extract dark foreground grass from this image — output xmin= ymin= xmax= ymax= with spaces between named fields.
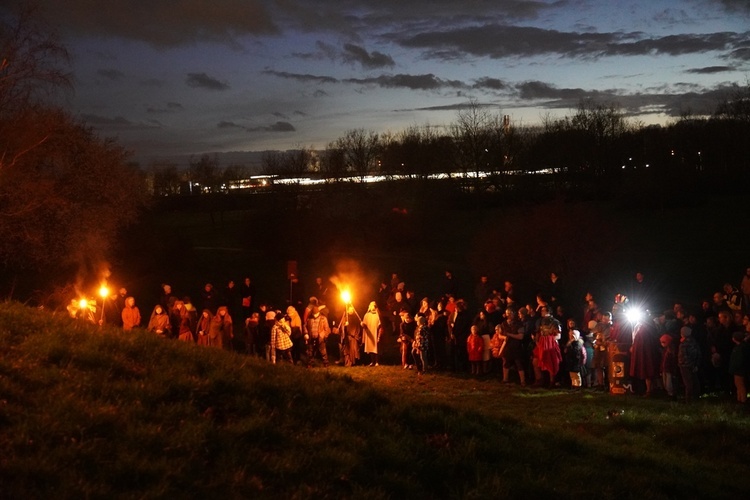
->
xmin=1 ymin=302 xmax=748 ymax=499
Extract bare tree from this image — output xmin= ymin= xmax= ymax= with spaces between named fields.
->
xmin=261 ymin=147 xmax=314 ymax=178
xmin=715 ymin=81 xmax=750 ymax=122
xmin=334 ymin=128 xmax=381 ymax=181
xmin=319 ymin=143 xmax=347 ymax=182
xmin=0 ymin=4 xmax=71 ymax=114
xmin=188 ymin=154 xmax=220 ymax=192
xmin=0 ymin=4 xmax=72 ymax=170
xmin=0 ymin=112 xmax=147 ymax=290
xmin=149 ymin=162 xmax=182 ymax=196
xmin=449 ymin=99 xmax=504 ymax=180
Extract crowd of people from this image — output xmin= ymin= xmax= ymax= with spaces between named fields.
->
xmin=87 ymin=267 xmax=750 ymax=405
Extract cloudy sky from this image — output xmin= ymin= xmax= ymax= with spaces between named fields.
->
xmin=8 ymin=0 xmax=750 ymax=165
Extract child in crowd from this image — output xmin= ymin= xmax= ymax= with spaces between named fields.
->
xmin=398 ymin=311 xmax=415 ymax=369
xmin=660 ymin=334 xmax=678 ymax=398
xmin=412 ymin=316 xmax=430 ymax=373
xmin=467 ymin=325 xmax=484 ymax=376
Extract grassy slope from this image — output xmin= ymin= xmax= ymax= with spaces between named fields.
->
xmin=1 ymin=302 xmax=748 ymax=499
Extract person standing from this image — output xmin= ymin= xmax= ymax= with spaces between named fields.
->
xmin=340 ymin=305 xmax=362 ymax=367
xmin=270 ymin=312 xmax=293 ymax=364
xmin=121 ymin=296 xmax=141 ymax=331
xmin=499 ymin=310 xmax=527 ymax=386
xmin=412 ymin=316 xmax=430 ymax=373
xmin=678 ymin=326 xmax=701 ymax=403
xmin=397 ymin=310 xmax=416 ymax=369
xmin=450 ymin=299 xmax=472 ymax=372
xmin=305 ymin=305 xmax=330 ymax=367
xmin=208 ymin=306 xmax=233 ymax=350
xmin=467 ymin=325 xmax=484 ymax=376
xmin=729 ymin=327 xmax=750 ymax=404
xmin=113 ymin=287 xmax=128 ymax=328
xmin=362 ymin=301 xmax=382 ymax=366
xmin=629 ymin=313 xmax=661 ymax=397
xmin=532 ymin=306 xmax=562 ymax=387
xmin=195 ymin=309 xmax=212 ymax=347
xmin=741 ymin=268 xmax=750 ymax=313
xmin=565 ymin=329 xmax=586 ymax=390
xmin=286 ymin=305 xmax=304 ymax=364
xmin=240 ymin=277 xmax=256 ymax=320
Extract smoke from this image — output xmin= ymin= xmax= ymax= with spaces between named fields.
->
xmin=73 ymin=260 xmax=112 ymax=298
xmin=328 ymin=258 xmax=379 ymax=311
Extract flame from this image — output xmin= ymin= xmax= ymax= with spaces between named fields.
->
xmin=341 ymin=289 xmax=352 ymax=304
xmin=79 ymin=298 xmax=88 ymax=309
xmin=98 ymin=285 xmax=110 ymax=299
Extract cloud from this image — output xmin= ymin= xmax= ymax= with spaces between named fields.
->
xmin=217 ymin=120 xmax=296 ymax=133
xmin=263 ymin=70 xmax=339 ymax=84
xmin=217 ymin=121 xmax=244 ymax=129
xmin=186 ymin=72 xmax=230 ymax=90
xmin=472 ymin=77 xmax=508 ymax=90
xmin=147 ymin=102 xmax=184 ymax=113
xmin=266 ymin=121 xmax=295 ymax=132
xmin=292 ymin=41 xmax=340 ymax=61
xmin=516 ymin=81 xmax=592 ymax=101
xmin=712 ymin=0 xmax=750 ymax=14
xmin=97 ymin=68 xmax=125 ymax=81
xmin=685 ymin=66 xmax=735 ymax=74
xmin=395 ymin=24 xmax=749 ymax=60
xmin=80 ymin=114 xmax=160 ymax=129
xmin=34 ymin=0 xmax=278 ymax=47
xmin=345 ymin=73 xmax=466 ymax=90
xmin=342 ymin=43 xmax=395 ymax=69
xmin=728 ymin=47 xmax=750 ymax=60
xmin=604 ymin=33 xmax=743 ymax=57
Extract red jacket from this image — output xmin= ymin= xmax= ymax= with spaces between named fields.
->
xmin=467 ymin=334 xmax=484 ymax=362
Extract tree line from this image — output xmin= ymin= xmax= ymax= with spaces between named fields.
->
xmin=149 ymin=89 xmax=750 ymax=198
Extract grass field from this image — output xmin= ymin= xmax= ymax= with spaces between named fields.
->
xmin=1 ymin=302 xmax=748 ymax=499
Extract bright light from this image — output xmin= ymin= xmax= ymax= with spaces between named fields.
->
xmin=341 ymin=290 xmax=352 ymax=304
xmin=98 ymin=285 xmax=109 ymax=298
xmin=79 ymin=298 xmax=88 ymax=309
xmin=625 ymin=307 xmax=643 ymax=323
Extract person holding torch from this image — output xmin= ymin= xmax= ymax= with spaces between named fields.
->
xmin=339 ymin=300 xmax=362 ymax=367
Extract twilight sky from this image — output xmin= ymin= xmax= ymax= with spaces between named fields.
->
xmin=9 ymin=0 xmax=750 ymax=165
